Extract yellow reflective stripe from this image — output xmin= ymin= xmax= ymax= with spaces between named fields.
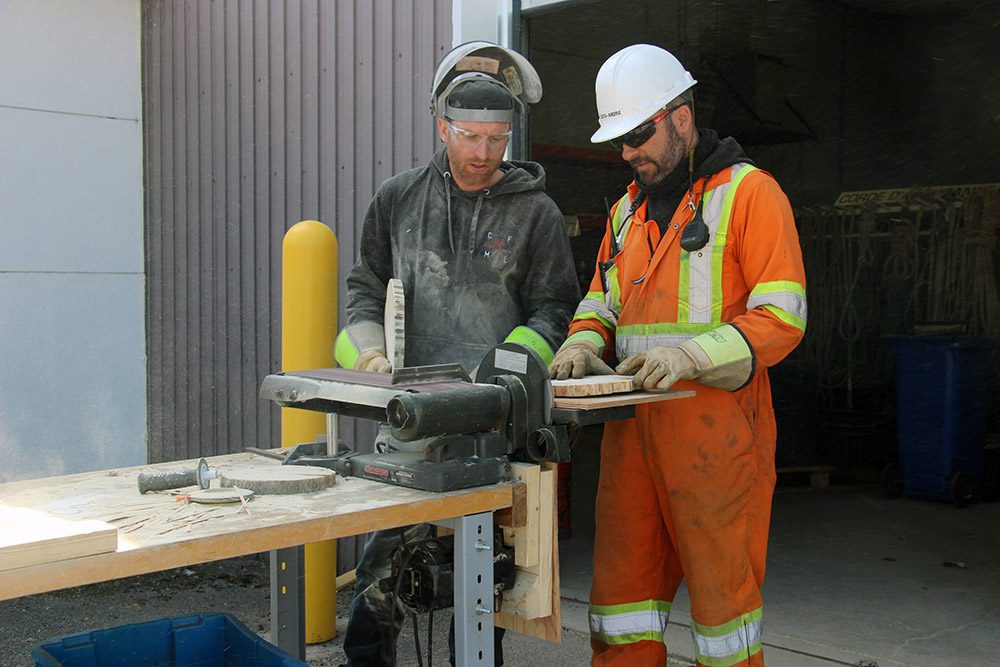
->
xmin=584 ymin=290 xmax=604 ymax=301
xmin=678 ymin=240 xmax=691 ymax=322
xmin=605 ymin=264 xmax=622 ymax=315
xmin=334 ymin=329 xmax=359 ymax=369
xmin=504 ymin=325 xmax=555 ymax=366
xmin=691 ymin=607 xmax=763 ymax=667
xmin=689 ymin=324 xmax=752 ymax=367
xmin=712 ymin=165 xmax=756 ymax=322
xmin=751 ymin=279 xmax=805 ymax=298
xmin=748 ymin=280 xmax=808 ymax=323
xmin=680 ymin=187 xmax=721 ymax=324
xmin=618 ymin=322 xmax=717 ymax=336
xmin=611 ymin=193 xmax=632 ymax=242
xmin=575 ymin=296 xmax=617 ymax=327
xmin=764 ymin=304 xmax=807 ymax=332
xmin=575 ymin=311 xmax=615 ymax=329
xmin=589 ymin=599 xmax=671 ymax=645
xmin=564 ymin=329 xmax=606 ymax=352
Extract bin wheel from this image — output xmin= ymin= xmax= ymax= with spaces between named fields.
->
xmin=949 ymin=471 xmax=974 ymax=509
xmin=880 ymin=462 xmax=903 ymax=498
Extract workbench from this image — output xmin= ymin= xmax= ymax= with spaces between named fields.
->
xmin=0 ymin=452 xmax=520 ymax=665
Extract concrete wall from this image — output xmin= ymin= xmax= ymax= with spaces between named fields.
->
xmin=0 ymin=0 xmax=145 ymax=481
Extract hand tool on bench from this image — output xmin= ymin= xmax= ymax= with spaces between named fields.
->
xmin=137 ymin=458 xmax=218 ymax=494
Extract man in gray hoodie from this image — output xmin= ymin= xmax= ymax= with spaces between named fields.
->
xmin=334 ymin=42 xmax=579 ymax=666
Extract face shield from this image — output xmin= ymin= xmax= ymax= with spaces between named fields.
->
xmin=429 ymin=41 xmax=542 ymax=118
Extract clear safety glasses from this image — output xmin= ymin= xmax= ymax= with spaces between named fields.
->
xmin=444 ymin=119 xmax=512 ymax=149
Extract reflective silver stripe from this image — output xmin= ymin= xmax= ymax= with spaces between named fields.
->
xmin=685 ymin=176 xmax=731 ymax=322
xmin=747 ymin=291 xmax=808 ymax=321
xmin=575 ymin=296 xmax=618 ymax=327
xmin=617 ymin=333 xmax=696 ymax=358
xmin=692 ymin=617 xmax=762 ymax=661
xmin=684 ymin=164 xmax=751 ymax=323
xmin=589 ymin=607 xmax=669 ymax=639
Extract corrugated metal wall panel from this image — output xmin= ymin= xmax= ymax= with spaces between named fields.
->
xmin=142 ymin=0 xmax=452 ymax=567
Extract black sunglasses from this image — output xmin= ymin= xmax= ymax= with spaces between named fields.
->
xmin=608 ymin=103 xmax=687 ymax=151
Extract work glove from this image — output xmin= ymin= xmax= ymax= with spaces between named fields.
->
xmin=356 ymin=349 xmax=392 ymax=373
xmin=549 ymin=340 xmax=616 ymax=380
xmin=616 ymin=345 xmax=698 ymax=390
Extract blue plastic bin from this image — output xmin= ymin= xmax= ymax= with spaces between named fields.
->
xmin=32 ymin=613 xmax=306 ymax=667
xmin=882 ymin=335 xmax=998 ymax=504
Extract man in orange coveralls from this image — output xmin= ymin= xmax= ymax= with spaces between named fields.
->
xmin=550 ymin=44 xmax=807 ymax=667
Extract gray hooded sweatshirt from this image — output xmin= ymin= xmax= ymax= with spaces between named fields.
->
xmin=341 ymin=148 xmax=580 ymax=373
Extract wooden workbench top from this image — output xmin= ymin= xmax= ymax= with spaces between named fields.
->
xmin=0 ymin=452 xmax=517 ymax=601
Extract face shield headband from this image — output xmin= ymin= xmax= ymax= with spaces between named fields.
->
xmin=437 ymin=73 xmax=518 ymax=123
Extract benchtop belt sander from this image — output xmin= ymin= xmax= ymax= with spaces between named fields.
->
xmin=259 ymin=343 xmax=572 ymax=492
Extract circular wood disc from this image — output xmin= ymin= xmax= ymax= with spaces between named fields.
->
xmin=221 ymin=465 xmax=335 ymax=495
xmin=551 ymin=374 xmax=636 ymax=397
xmin=189 ymin=487 xmax=254 ymax=504
xmin=384 ymin=278 xmax=405 ymax=370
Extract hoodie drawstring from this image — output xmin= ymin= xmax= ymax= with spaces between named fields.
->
xmin=468 ymin=190 xmax=487 ymax=255
xmin=443 ymin=170 xmax=490 ymax=256
xmin=443 ymin=171 xmax=456 ymax=255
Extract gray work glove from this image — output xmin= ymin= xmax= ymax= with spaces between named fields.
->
xmin=549 ymin=340 xmax=616 ymax=380
xmin=616 ymin=345 xmax=698 ymax=390
xmin=357 ymin=349 xmax=392 ymax=373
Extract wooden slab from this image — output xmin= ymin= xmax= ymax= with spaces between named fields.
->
xmin=502 ymin=463 xmax=541 ymax=568
xmin=220 ymin=465 xmax=334 ymax=494
xmin=553 ymin=388 xmax=695 ymax=410
xmin=551 ymin=374 xmax=635 ymax=397
xmin=384 ymin=278 xmax=405 ymax=370
xmin=0 ymin=507 xmax=118 ymax=571
xmin=496 ymin=461 xmax=561 ymax=642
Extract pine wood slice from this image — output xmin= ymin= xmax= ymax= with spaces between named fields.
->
xmin=220 ymin=465 xmax=335 ymax=495
xmin=0 ymin=508 xmax=118 ymax=571
xmin=384 ymin=278 xmax=405 ymax=370
xmin=550 ymin=374 xmax=635 ymax=397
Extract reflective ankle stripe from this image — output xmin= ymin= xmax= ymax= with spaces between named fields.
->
xmin=589 ymin=599 xmax=671 ymax=646
xmin=690 ymin=607 xmax=763 ymax=667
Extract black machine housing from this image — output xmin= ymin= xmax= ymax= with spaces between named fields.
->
xmin=266 ymin=343 xmax=570 ymax=492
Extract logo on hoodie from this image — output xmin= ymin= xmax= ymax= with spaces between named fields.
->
xmin=482 ymin=230 xmax=513 ymax=264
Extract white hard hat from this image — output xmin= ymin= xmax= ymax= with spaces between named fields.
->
xmin=430 ymin=41 xmax=542 ymax=118
xmin=591 ymin=44 xmax=697 ymax=144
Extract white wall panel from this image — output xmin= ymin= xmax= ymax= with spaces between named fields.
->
xmin=0 ymin=0 xmax=144 ymax=481
xmin=0 ymin=108 xmax=142 ymax=273
xmin=0 ymin=0 xmax=141 ymax=118
xmin=0 ymin=273 xmax=146 ymax=482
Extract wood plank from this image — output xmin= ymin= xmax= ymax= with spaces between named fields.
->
xmin=551 ymin=374 xmax=634 ymax=397
xmin=494 ymin=480 xmax=527 ymax=529
xmin=553 ymin=388 xmax=695 ymax=410
xmin=496 ymin=461 xmax=561 ymax=642
xmin=0 ymin=507 xmax=117 ymax=572
xmin=384 ymin=278 xmax=405 ymax=369
xmin=777 ymin=465 xmax=838 ymax=488
xmin=496 ymin=467 xmax=553 ymax=619
xmin=502 ymin=463 xmax=540 ymax=568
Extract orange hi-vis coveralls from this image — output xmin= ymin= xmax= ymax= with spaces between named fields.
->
xmin=567 ymin=163 xmax=807 ymax=666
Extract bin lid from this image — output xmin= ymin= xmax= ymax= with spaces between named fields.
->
xmin=881 ymin=335 xmax=1000 ymax=350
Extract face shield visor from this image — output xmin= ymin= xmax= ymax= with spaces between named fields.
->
xmin=429 ymin=41 xmax=542 ymax=119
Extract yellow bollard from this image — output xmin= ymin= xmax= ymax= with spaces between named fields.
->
xmin=282 ymin=219 xmax=338 ymax=643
